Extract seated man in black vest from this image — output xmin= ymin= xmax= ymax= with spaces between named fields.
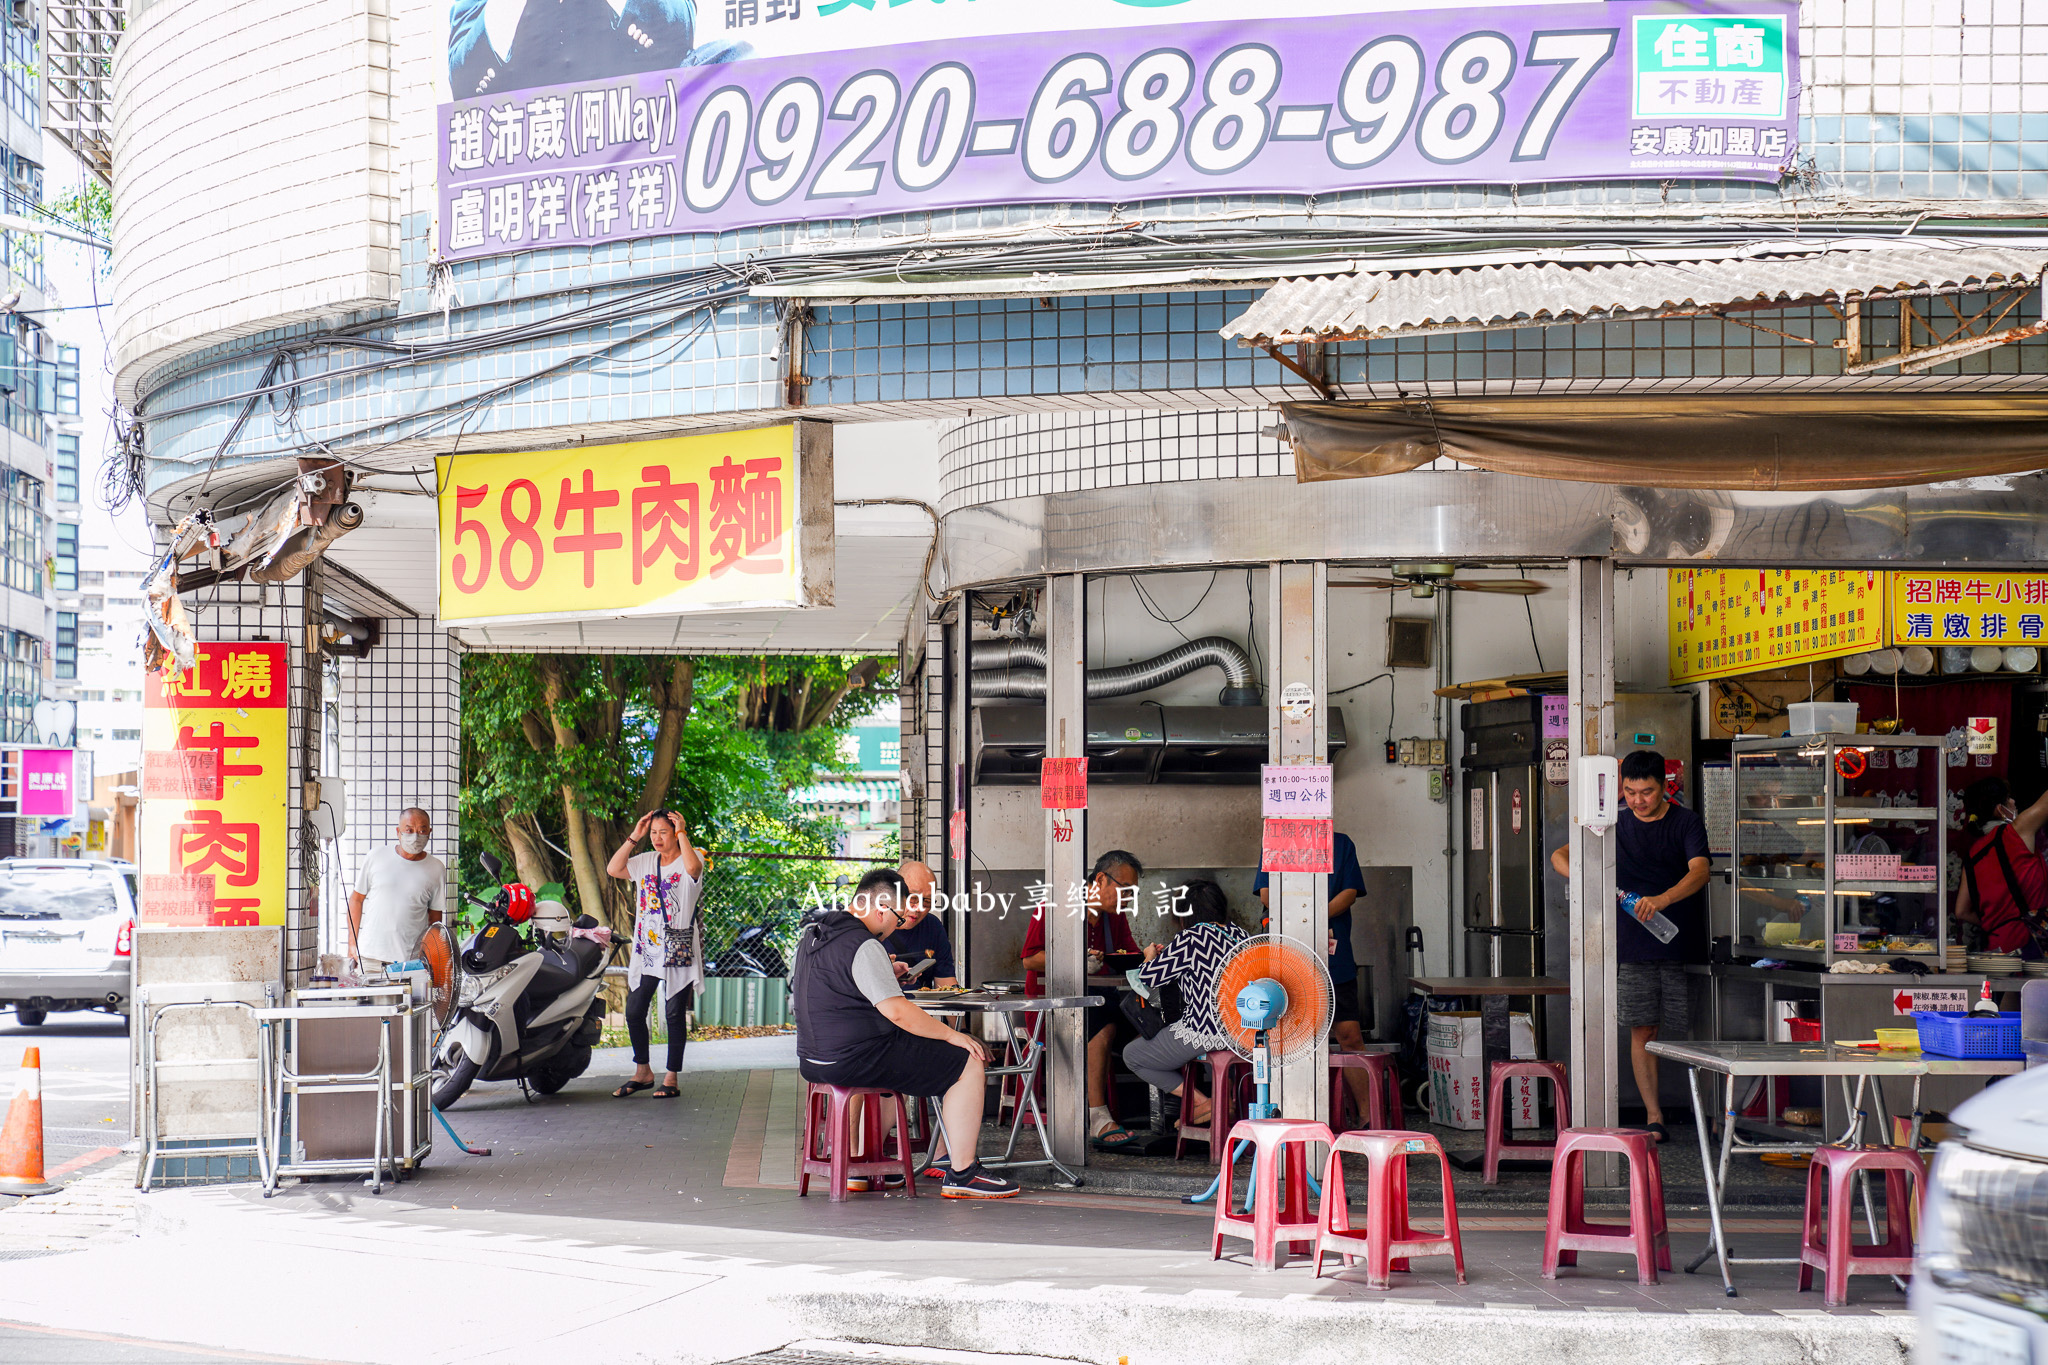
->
xmin=792 ymin=867 xmax=1019 ymax=1199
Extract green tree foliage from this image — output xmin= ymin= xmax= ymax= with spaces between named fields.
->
xmin=459 ymin=653 xmax=893 ymax=943
xmin=48 ymin=179 xmax=112 ymax=240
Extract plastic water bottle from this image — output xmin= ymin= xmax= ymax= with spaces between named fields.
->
xmin=1619 ymin=891 xmax=1680 ymax=944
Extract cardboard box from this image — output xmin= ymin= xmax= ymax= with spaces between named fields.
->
xmin=1426 ymin=1011 xmax=1539 ymax=1131
xmin=1892 ymin=1115 xmax=1956 ymax=1147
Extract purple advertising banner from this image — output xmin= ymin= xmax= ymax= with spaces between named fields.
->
xmin=439 ymin=2 xmax=1798 ymax=262
xmin=21 ymin=748 xmax=74 ymax=818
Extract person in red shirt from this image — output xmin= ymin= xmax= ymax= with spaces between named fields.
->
xmin=1019 ymin=849 xmax=1147 ymax=1149
xmin=1956 ymin=778 xmax=2048 ymax=958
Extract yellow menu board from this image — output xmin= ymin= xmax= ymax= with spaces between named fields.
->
xmin=1670 ymin=569 xmax=1887 ymax=683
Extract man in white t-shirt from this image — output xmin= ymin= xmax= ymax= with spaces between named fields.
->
xmin=348 ymin=807 xmax=447 ymax=970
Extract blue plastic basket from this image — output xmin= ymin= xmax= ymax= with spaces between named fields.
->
xmin=1912 ymin=1009 xmax=2023 ymax=1060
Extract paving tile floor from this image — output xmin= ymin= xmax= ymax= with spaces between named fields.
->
xmin=233 ymin=1039 xmax=1916 ymax=1320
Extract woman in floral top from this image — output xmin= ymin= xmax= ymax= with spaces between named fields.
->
xmin=1121 ymin=879 xmax=1246 ymax=1127
xmin=604 ymin=808 xmax=703 ymax=1097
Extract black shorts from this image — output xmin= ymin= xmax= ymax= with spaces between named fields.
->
xmin=1087 ymin=994 xmax=1131 ymax=1042
xmin=799 ymin=1031 xmax=969 ymax=1098
xmin=1330 ymin=979 xmax=1363 ymax=1028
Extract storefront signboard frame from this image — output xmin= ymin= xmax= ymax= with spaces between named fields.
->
xmin=435 ymin=1 xmax=1799 ymax=261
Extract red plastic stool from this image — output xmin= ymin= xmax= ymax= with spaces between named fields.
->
xmin=1542 ymin=1128 xmax=1669 ymax=1285
xmin=1175 ymin=1050 xmax=1249 ymax=1160
xmin=1329 ymin=1052 xmax=1404 ymax=1135
xmin=1315 ymin=1129 xmax=1467 ymax=1289
xmin=1209 ymin=1118 xmax=1332 ymax=1271
xmin=1798 ymin=1144 xmax=1926 ymax=1307
xmin=798 ymin=1083 xmax=918 ymax=1203
xmin=1484 ymin=1059 xmax=1570 ymax=1184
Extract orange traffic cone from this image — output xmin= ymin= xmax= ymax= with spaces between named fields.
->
xmin=0 ymin=1047 xmax=57 ymax=1197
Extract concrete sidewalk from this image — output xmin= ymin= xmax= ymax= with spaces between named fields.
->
xmin=0 ymin=1040 xmax=1914 ymax=1365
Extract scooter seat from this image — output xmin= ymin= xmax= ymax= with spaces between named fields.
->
xmin=565 ymin=934 xmax=603 ymax=975
xmin=530 ymin=943 xmax=583 ymax=1000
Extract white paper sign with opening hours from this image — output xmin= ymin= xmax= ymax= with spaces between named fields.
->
xmin=1261 ymin=764 xmax=1333 ymax=819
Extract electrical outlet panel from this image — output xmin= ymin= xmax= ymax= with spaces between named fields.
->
xmin=1394 ymin=736 xmax=1445 ymax=767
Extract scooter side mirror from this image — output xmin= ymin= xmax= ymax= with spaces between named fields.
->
xmin=479 ymin=851 xmax=503 ymax=879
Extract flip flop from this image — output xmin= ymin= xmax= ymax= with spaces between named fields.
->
xmin=1090 ymin=1123 xmax=1142 ymax=1151
xmin=612 ymin=1080 xmax=656 ymax=1098
xmin=651 ymin=1085 xmax=681 ymax=1099
xmin=1646 ymin=1122 xmax=1670 ymax=1144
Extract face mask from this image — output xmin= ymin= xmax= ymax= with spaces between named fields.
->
xmin=399 ymin=832 xmax=429 ymax=856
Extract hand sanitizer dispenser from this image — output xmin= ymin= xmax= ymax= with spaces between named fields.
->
xmin=1575 ymin=755 xmax=1621 ymax=832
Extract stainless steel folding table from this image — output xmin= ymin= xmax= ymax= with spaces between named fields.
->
xmin=1647 ymin=1039 xmax=2022 ymax=1296
xmin=907 ymin=989 xmax=1101 ymax=1187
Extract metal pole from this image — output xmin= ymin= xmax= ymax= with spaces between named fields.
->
xmin=1269 ymin=562 xmax=1330 ymax=1122
xmin=1567 ymin=556 xmax=1620 ymax=1185
xmin=1044 ymin=572 xmax=1089 ymax=1169
xmin=951 ymin=599 xmax=972 ymax=969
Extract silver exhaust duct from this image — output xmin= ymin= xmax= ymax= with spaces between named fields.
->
xmin=249 ymin=502 xmax=365 ymax=583
xmin=970 ymin=636 xmax=1261 ymax=706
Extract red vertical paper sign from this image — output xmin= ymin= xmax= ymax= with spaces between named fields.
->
xmin=1261 ymin=818 xmax=1333 ymax=873
xmin=1040 ymin=757 xmax=1088 ymax=810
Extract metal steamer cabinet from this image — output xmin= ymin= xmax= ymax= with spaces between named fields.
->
xmin=1717 ymin=731 xmax=1984 ymax=1134
xmin=257 ymin=984 xmax=432 ymax=1194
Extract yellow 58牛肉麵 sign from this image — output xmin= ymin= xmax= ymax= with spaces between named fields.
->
xmin=436 ymin=425 xmax=831 ymax=625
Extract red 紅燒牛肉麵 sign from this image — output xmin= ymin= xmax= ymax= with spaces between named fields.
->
xmin=139 ymin=643 xmax=289 ymax=927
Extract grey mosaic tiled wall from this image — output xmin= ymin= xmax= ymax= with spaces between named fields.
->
xmin=319 ymin=567 xmax=462 ymax=961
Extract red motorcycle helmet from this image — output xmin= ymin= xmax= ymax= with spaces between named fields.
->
xmin=503 ymin=883 xmax=536 ymax=924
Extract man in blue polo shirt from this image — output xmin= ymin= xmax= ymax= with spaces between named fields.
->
xmin=885 ymin=860 xmax=958 ymax=988
xmin=1255 ymin=831 xmax=1373 ymax=1110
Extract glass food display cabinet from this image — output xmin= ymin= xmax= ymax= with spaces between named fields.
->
xmin=1730 ymin=732 xmax=1947 ymax=968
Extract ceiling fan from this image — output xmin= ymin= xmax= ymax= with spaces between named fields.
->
xmin=1335 ymin=562 xmax=1549 ymax=599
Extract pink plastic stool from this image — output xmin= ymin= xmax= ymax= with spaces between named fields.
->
xmin=1175 ymin=1050 xmax=1249 ymax=1160
xmin=1315 ymin=1129 xmax=1467 ymax=1289
xmin=1542 ymin=1128 xmax=1669 ymax=1285
xmin=1484 ymin=1059 xmax=1570 ymax=1184
xmin=1209 ymin=1118 xmax=1332 ymax=1271
xmin=798 ymin=1083 xmax=917 ymax=1202
xmin=1329 ymin=1052 xmax=1404 ymax=1135
xmin=1798 ymin=1144 xmax=1926 ymax=1307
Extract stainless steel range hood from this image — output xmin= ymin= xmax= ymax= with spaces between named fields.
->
xmin=971 ymin=704 xmax=1347 ymax=785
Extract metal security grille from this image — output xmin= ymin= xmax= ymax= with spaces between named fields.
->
xmin=691 ymin=858 xmax=818 ymax=1028
xmin=44 ymin=1 xmax=121 ymax=185
xmin=687 ymin=854 xmax=905 ymax=1027
xmin=1936 ymin=1142 xmax=2048 ymax=1305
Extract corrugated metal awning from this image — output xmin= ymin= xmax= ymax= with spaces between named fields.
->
xmin=791 ymin=780 xmax=900 ymax=808
xmin=1222 ymin=244 xmax=2048 ymax=346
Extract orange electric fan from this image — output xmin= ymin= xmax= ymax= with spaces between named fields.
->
xmin=1187 ymin=935 xmax=1334 ymax=1208
xmin=418 ymin=921 xmax=462 ymax=1033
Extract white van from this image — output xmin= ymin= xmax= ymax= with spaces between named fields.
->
xmin=0 ymin=859 xmax=136 ymax=1025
